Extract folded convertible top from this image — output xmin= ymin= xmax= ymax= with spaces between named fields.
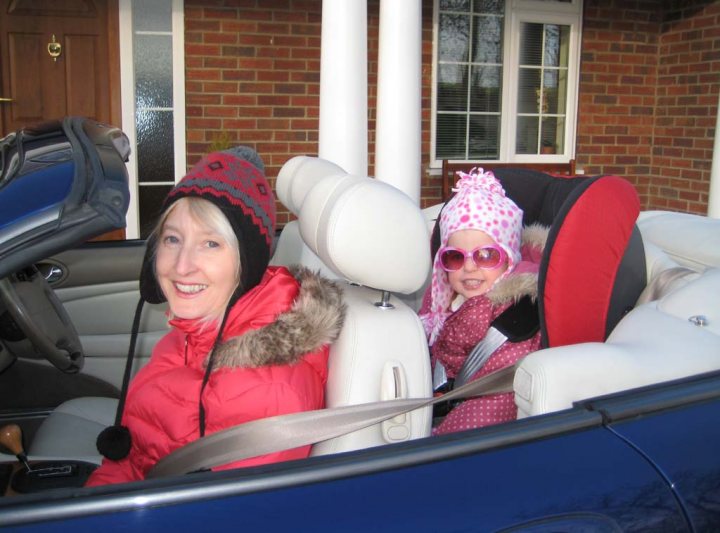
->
xmin=0 ymin=116 xmax=130 ymax=279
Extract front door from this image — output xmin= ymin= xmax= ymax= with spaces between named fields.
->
xmin=0 ymin=0 xmax=124 ymax=239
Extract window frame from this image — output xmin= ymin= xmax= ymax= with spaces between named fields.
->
xmin=430 ymin=0 xmax=583 ymax=167
xmin=119 ymin=0 xmax=186 ymax=239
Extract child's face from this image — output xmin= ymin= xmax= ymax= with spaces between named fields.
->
xmin=445 ymin=229 xmax=509 ymax=299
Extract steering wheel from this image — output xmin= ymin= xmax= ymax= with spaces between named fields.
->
xmin=0 ymin=265 xmax=83 ymax=373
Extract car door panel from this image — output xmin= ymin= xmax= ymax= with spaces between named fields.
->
xmin=47 ymin=242 xmax=169 ymax=390
xmin=3 ymin=413 xmax=689 ymax=531
xmin=39 ymin=241 xmax=146 ymax=288
xmin=600 ymin=393 xmax=720 ymax=530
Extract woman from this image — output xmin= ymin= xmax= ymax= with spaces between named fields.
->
xmin=86 ymin=147 xmax=345 ymax=486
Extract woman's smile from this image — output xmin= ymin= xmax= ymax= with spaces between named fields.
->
xmin=173 ymin=282 xmax=209 ymax=296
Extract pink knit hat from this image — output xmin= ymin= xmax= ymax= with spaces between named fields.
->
xmin=421 ymin=168 xmax=523 ymax=344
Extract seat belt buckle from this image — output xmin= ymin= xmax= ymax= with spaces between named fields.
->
xmin=433 ymin=362 xmax=453 ymax=392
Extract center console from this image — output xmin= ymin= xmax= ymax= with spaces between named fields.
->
xmin=1 ymin=423 xmax=97 ymax=496
xmin=4 ymin=460 xmax=97 ymax=495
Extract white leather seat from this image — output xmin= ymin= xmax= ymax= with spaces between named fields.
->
xmin=514 ymin=211 xmax=720 ymax=417
xmin=276 ymin=156 xmax=433 ymax=454
xmin=30 ymin=156 xmax=433 ymax=462
xmin=30 ymin=397 xmax=118 ymax=460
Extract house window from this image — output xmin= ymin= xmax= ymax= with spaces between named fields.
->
xmin=516 ymin=22 xmax=570 ymax=155
xmin=119 ymin=0 xmax=186 ymax=239
xmin=432 ymin=0 xmax=581 ymax=163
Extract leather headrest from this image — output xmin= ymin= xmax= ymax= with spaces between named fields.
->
xmin=275 ymin=156 xmax=348 ymax=216
xmin=277 ymin=157 xmax=430 ymax=294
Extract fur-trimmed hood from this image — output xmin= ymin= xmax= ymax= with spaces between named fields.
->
xmin=486 ymin=223 xmax=549 ymax=307
xmin=212 ymin=265 xmax=346 ymax=369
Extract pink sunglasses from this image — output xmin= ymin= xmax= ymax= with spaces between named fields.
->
xmin=438 ymin=244 xmax=507 ymax=271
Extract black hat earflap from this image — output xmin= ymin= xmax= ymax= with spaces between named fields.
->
xmin=96 ymin=297 xmax=145 ymax=460
xmin=139 ymin=232 xmax=166 ymax=304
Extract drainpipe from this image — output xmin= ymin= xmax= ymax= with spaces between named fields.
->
xmin=708 ymin=90 xmax=720 ymax=218
xmin=319 ymin=0 xmax=368 ymax=177
xmin=375 ymin=0 xmax=422 ymax=204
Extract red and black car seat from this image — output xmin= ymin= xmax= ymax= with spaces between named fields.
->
xmin=431 ymin=168 xmax=645 ymax=348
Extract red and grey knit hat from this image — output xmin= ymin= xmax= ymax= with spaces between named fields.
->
xmin=140 ymin=146 xmax=276 ymax=305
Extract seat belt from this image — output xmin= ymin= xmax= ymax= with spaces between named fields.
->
xmin=147 ymin=361 xmax=519 ymax=479
xmin=437 ymin=295 xmax=539 ymax=390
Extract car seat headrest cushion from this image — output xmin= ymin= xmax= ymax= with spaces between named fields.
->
xmin=297 ymin=173 xmax=431 ymax=295
xmin=537 ymin=176 xmax=641 ymax=347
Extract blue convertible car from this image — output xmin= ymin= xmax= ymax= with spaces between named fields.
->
xmin=0 ymin=117 xmax=719 ymax=531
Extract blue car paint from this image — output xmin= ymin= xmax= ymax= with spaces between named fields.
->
xmin=0 ymin=159 xmax=74 ymax=231
xmin=3 ymin=408 xmax=692 ymax=532
xmin=607 ymin=399 xmax=720 ymax=531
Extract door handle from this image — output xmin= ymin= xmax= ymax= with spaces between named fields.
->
xmin=36 ymin=263 xmax=65 ymax=283
xmin=0 ymin=98 xmax=13 ymax=103
xmin=48 ymin=34 xmax=62 ymax=61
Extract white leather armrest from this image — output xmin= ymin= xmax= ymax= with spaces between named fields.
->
xmin=655 ymin=268 xmax=720 ymax=335
xmin=515 ymin=269 xmax=720 ymax=417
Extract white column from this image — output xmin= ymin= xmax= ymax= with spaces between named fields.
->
xmin=375 ymin=0 xmax=422 ymax=203
xmin=708 ymin=90 xmax=720 ymax=218
xmin=319 ymin=0 xmax=368 ymax=177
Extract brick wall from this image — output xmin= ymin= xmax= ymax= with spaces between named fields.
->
xmin=185 ymin=0 xmax=323 ymax=226
xmin=186 ymin=0 xmax=719 ymax=222
xmin=654 ymin=0 xmax=720 ymax=213
xmin=578 ymin=0 xmax=720 ymax=214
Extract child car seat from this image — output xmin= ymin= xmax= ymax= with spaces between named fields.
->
xmin=433 ymin=168 xmax=645 ymax=348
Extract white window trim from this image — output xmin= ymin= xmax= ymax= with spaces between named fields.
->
xmin=505 ymin=10 xmax=582 ymax=163
xmin=118 ymin=0 xmax=186 ymax=239
xmin=430 ymin=0 xmax=583 ymax=167
xmin=172 ymin=0 xmax=187 ymax=190
xmin=118 ymin=0 xmax=138 ymax=238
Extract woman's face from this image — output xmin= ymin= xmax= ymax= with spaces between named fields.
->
xmin=155 ymin=201 xmax=240 ymax=321
xmin=446 ymin=229 xmax=508 ymax=299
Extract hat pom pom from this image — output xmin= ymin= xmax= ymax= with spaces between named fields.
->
xmin=455 ymin=167 xmax=505 ymax=197
xmin=222 ymin=146 xmax=265 ymax=172
xmin=96 ymin=425 xmax=132 ymax=460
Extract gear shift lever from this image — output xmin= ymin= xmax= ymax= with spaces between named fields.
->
xmin=0 ymin=424 xmax=32 ymax=472
xmin=1 ymin=423 xmax=97 ymax=492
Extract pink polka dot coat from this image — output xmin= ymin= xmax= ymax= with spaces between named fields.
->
xmin=421 ymin=224 xmax=549 ymax=436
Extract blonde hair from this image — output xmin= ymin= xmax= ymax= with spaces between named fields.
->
xmin=150 ymin=197 xmax=242 ymax=325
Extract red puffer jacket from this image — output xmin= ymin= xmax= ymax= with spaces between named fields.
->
xmin=86 ymin=266 xmax=345 ymax=486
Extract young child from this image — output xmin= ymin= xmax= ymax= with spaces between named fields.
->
xmin=419 ymin=168 xmax=547 ymax=435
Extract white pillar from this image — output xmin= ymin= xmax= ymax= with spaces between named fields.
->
xmin=708 ymin=90 xmax=720 ymax=218
xmin=319 ymin=0 xmax=368 ymax=177
xmin=375 ymin=0 xmax=422 ymax=204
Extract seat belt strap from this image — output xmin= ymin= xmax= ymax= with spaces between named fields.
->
xmin=147 ymin=362 xmax=519 ymax=478
xmin=454 ymin=327 xmax=507 ymax=387
xmin=453 ymin=295 xmax=539 ymax=388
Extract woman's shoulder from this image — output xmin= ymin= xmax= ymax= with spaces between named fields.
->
xmin=212 ymin=266 xmax=345 ymax=370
